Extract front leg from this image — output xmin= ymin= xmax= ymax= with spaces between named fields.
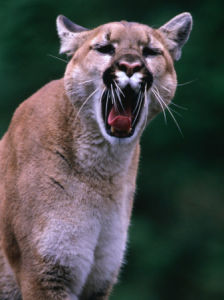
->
xmin=19 ymin=262 xmax=78 ymax=300
xmin=19 ymin=254 xmax=93 ymax=300
xmin=80 ymin=281 xmax=114 ymax=300
xmin=16 ymin=217 xmax=101 ymax=300
xmin=80 ymin=221 xmax=128 ymax=300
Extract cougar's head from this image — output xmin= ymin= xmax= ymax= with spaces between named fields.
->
xmin=57 ymin=13 xmax=192 ymax=144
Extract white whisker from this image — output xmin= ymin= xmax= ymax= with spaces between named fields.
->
xmin=177 ymin=79 xmax=197 ymax=86
xmin=113 ymin=80 xmax=125 ymax=97
xmin=114 ymin=87 xmax=125 ymax=112
xmin=133 ymin=90 xmax=142 ymax=115
xmin=154 ymin=86 xmax=183 ymax=136
xmin=151 ymin=87 xmax=167 ymax=124
xmin=78 ymin=79 xmax=94 ymax=85
xmin=100 ymin=87 xmax=106 ymax=102
xmin=74 ymin=88 xmax=100 ymax=121
xmin=110 ymin=84 xmax=119 ymax=113
xmin=105 ymin=90 xmax=110 ymax=125
xmin=160 ymin=85 xmax=171 ymax=93
xmin=169 ymin=106 xmax=183 ymax=118
xmin=47 ymin=54 xmax=68 ymax=63
xmin=142 ymin=86 xmax=148 ymax=131
xmin=132 ymin=92 xmax=144 ymax=128
xmin=170 ymin=102 xmax=188 ymax=110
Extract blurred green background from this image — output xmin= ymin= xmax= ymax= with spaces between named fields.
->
xmin=0 ymin=0 xmax=224 ymax=299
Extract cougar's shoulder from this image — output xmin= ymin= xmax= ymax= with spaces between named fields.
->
xmin=1 ymin=79 xmax=79 ymax=168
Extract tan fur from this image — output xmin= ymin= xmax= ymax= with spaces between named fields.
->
xmin=0 ymin=13 xmax=192 ymax=299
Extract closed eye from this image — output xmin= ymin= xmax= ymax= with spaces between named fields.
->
xmin=95 ymin=44 xmax=115 ymax=55
xmin=142 ymin=47 xmax=162 ymax=57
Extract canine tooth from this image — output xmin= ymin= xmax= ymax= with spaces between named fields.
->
xmin=128 ymin=128 xmax=132 ymax=134
xmin=111 ymin=126 xmax=115 ymax=133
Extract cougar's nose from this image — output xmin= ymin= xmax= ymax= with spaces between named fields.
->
xmin=117 ymin=60 xmax=143 ymax=77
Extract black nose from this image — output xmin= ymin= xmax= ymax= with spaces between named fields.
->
xmin=117 ymin=60 xmax=143 ymax=77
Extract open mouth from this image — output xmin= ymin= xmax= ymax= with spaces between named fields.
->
xmin=101 ymin=85 xmax=146 ymax=138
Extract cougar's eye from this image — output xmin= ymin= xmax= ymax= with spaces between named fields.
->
xmin=96 ymin=44 xmax=115 ymax=55
xmin=142 ymin=47 xmax=161 ymax=57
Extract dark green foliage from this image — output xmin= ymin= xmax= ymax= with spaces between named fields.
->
xmin=0 ymin=0 xmax=223 ymax=299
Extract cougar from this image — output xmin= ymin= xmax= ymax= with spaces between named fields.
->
xmin=0 ymin=12 xmax=192 ymax=299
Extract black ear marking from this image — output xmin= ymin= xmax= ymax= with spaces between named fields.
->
xmin=106 ymin=32 xmax=111 ymax=41
xmin=57 ymin=15 xmax=88 ymax=33
xmin=56 ymin=15 xmax=90 ymax=55
xmin=175 ymin=19 xmax=192 ymax=46
xmin=159 ymin=12 xmax=193 ymax=61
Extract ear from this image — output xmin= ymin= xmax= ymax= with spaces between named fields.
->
xmin=159 ymin=12 xmax=193 ymax=61
xmin=56 ymin=15 xmax=89 ymax=55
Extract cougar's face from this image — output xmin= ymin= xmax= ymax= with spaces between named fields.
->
xmin=64 ymin=22 xmax=177 ymax=144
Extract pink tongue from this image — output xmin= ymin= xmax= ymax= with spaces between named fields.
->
xmin=108 ymin=106 xmax=132 ymax=132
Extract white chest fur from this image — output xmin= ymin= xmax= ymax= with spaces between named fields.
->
xmin=34 ymin=175 xmax=131 ymax=296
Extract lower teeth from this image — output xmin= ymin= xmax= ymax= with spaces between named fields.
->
xmin=111 ymin=126 xmax=132 ymax=135
xmin=111 ymin=126 xmax=115 ymax=134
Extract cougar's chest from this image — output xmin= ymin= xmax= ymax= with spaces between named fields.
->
xmin=34 ymin=174 xmax=131 ymax=266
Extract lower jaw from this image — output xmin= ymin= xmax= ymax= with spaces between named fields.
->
xmin=107 ymin=126 xmax=133 ymax=138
